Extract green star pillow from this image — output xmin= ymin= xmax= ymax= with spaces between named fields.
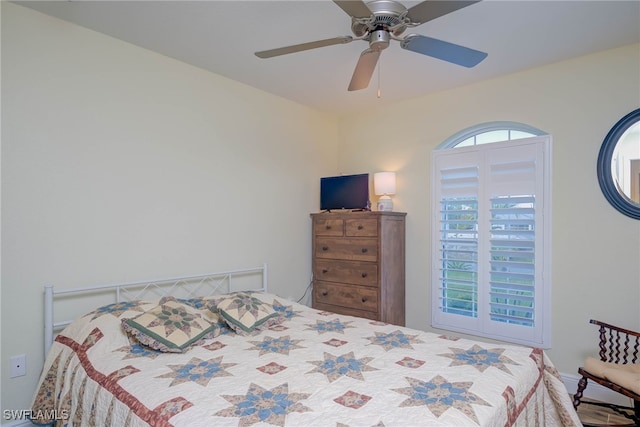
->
xmin=214 ymin=292 xmax=280 ymax=335
xmin=122 ymin=297 xmax=219 ymax=352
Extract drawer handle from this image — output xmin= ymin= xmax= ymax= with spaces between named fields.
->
xmin=322 ymin=291 xmax=328 ymax=296
xmin=322 ymin=246 xmax=329 ymax=251
xmin=361 ymin=248 xmax=368 ymax=253
xmin=361 ymin=272 xmax=367 ymax=278
xmin=357 ymin=225 xmax=363 ymax=230
xmin=322 ymin=269 xmax=328 ymax=274
xmin=325 ymin=225 xmax=331 ymax=230
xmin=361 ymin=297 xmax=367 ymax=303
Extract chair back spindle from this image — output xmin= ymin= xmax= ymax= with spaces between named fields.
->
xmin=593 ymin=319 xmax=640 ymax=365
xmin=573 ymin=319 xmax=640 ymax=425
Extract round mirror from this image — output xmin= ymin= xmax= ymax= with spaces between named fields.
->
xmin=597 ymin=108 xmax=640 ymax=220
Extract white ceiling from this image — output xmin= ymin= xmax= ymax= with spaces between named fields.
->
xmin=16 ymin=0 xmax=640 ymax=115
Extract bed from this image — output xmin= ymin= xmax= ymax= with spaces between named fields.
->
xmin=31 ymin=264 xmax=581 ymax=426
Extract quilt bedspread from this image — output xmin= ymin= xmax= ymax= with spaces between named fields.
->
xmin=31 ymin=293 xmax=581 ymax=426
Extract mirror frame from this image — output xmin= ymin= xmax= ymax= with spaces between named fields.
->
xmin=597 ymin=108 xmax=640 ymax=220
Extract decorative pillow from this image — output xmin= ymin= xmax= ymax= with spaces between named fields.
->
xmin=121 ymin=297 xmax=219 ymax=352
xmin=214 ymin=292 xmax=281 ymax=335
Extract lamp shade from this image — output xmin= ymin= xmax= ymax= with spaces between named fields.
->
xmin=374 ymin=172 xmax=396 ymax=195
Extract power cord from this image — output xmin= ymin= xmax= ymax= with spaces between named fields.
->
xmin=296 ymin=278 xmax=313 ymax=304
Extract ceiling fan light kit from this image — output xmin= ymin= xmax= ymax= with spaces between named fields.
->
xmin=369 ymin=30 xmax=391 ymax=51
xmin=255 ymin=0 xmax=487 ymax=92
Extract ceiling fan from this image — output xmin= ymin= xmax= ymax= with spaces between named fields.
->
xmin=255 ymin=0 xmax=488 ymax=91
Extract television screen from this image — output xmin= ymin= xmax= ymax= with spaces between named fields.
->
xmin=320 ymin=173 xmax=369 ymax=211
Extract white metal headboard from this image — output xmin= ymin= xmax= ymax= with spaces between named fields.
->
xmin=44 ymin=264 xmax=268 ymax=356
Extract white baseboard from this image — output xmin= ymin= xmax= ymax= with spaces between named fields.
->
xmin=562 ymin=371 xmax=633 ymax=407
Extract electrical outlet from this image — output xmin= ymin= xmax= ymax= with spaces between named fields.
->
xmin=10 ymin=354 xmax=26 ymax=378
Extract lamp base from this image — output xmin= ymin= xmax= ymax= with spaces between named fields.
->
xmin=377 ymin=195 xmax=393 ymax=212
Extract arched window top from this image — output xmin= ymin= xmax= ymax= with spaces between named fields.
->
xmin=437 ymin=121 xmax=547 ymax=150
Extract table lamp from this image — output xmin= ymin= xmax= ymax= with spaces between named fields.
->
xmin=374 ymin=172 xmax=396 ymax=211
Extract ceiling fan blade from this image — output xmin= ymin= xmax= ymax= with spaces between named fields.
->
xmin=348 ymin=49 xmax=381 ymax=91
xmin=406 ymin=1 xmax=480 ymax=24
xmin=333 ymin=0 xmax=372 ymax=18
xmin=401 ymin=34 xmax=487 ymax=68
xmin=255 ymin=36 xmax=353 ymax=58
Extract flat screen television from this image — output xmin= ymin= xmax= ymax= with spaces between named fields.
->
xmin=320 ymin=173 xmax=370 ymax=211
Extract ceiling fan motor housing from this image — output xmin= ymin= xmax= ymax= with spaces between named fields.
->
xmin=351 ymin=0 xmax=408 ymax=38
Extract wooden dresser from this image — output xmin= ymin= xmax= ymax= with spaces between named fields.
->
xmin=311 ymin=211 xmax=406 ymax=326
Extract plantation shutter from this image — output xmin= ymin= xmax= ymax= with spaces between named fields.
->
xmin=483 ymin=141 xmax=547 ymax=345
xmin=432 ymin=136 xmax=551 ymax=347
xmin=432 ymin=150 xmax=481 ymax=332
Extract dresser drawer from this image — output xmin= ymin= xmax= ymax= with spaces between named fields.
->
xmin=313 ymin=219 xmax=344 ymax=236
xmin=345 ymin=218 xmax=377 ymax=237
xmin=315 ymin=237 xmax=378 ymax=262
xmin=313 ymin=281 xmax=378 ymax=313
xmin=312 ymin=301 xmax=379 ymax=321
xmin=313 ymin=260 xmax=378 ymax=286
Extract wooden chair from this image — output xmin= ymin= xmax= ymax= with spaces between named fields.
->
xmin=573 ymin=319 xmax=640 ymax=426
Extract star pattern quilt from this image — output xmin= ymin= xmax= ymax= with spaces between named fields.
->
xmin=31 ymin=292 xmax=580 ymax=426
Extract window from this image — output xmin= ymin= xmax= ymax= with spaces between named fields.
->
xmin=431 ymin=122 xmax=551 ymax=348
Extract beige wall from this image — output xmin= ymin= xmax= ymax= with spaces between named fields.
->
xmin=336 ymin=43 xmax=640 ymax=375
xmin=1 ymin=3 xmax=338 ymax=413
xmin=2 ymin=0 xmax=640 ymax=417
